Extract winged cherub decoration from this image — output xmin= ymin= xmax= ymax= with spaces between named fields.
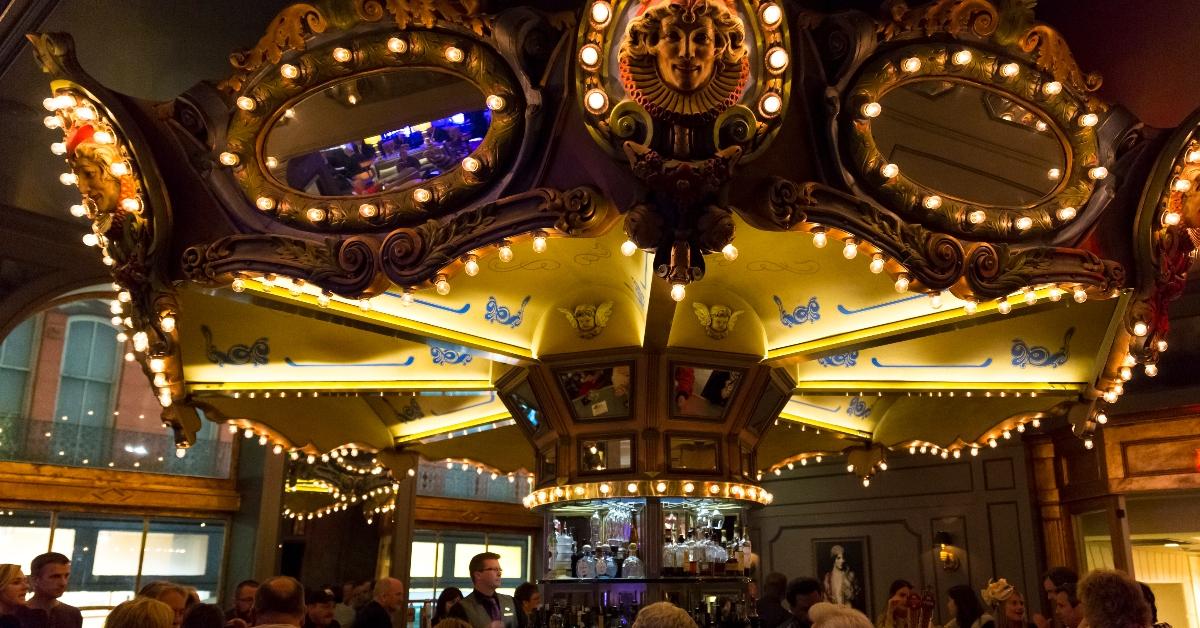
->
xmin=559 ymin=302 xmax=614 ymax=339
xmin=693 ymin=303 xmax=743 ymax=339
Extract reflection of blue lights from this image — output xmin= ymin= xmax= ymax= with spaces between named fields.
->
xmin=451 ymin=113 xmax=465 ymax=125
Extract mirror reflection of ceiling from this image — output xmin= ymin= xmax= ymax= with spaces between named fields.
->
xmin=872 ymin=82 xmax=1065 ymax=207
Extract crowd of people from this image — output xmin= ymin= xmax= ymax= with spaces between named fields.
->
xmin=0 ymin=552 xmax=1172 ymax=628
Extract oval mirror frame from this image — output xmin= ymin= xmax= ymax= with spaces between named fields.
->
xmin=842 ymin=43 xmax=1104 ymax=240
xmin=221 ymin=29 xmax=525 ymax=232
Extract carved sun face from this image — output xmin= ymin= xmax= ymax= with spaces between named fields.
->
xmin=654 ymin=15 xmax=718 ymax=93
xmin=73 ymin=154 xmax=120 ymax=213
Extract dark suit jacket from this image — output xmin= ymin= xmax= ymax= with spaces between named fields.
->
xmin=458 ymin=591 xmax=517 ymax=628
xmin=355 ymin=601 xmax=394 ymax=628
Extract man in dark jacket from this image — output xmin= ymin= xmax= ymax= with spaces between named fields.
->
xmin=757 ymin=572 xmax=791 ymax=628
xmin=354 ymin=579 xmax=404 ymax=628
xmin=458 ymin=553 xmax=517 ymax=628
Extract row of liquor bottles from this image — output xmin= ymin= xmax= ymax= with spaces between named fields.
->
xmin=530 ymin=599 xmax=763 ymax=628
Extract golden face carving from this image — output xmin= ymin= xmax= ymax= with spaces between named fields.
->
xmin=71 ymin=142 xmax=122 ymax=213
xmin=654 ymin=15 xmax=718 ymax=93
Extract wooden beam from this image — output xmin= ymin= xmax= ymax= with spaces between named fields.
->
xmin=0 ymin=460 xmax=240 ymax=515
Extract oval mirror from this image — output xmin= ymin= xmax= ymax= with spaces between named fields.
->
xmin=871 ymin=81 xmax=1065 ymax=207
xmin=264 ymin=69 xmax=491 ymax=197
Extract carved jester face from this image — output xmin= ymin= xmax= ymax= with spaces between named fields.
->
xmin=655 ymin=13 xmax=719 ymax=93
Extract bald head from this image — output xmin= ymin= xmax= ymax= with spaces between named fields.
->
xmin=255 ymin=576 xmax=306 ymax=626
xmin=374 ymin=578 xmax=405 ymax=613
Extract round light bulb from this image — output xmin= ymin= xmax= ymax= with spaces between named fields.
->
xmin=929 ymin=292 xmax=943 ymax=309
xmin=332 ymin=47 xmax=352 ymax=63
xmin=585 ymin=89 xmax=609 ymax=114
xmin=923 ymin=195 xmax=942 ymax=210
xmin=721 ymin=243 xmax=738 ymax=261
xmin=963 ymin=299 xmax=978 ymax=314
xmin=952 ymin=50 xmax=973 ymax=65
xmin=880 ymin=163 xmax=900 ymax=178
xmin=1145 ymin=363 xmax=1159 ymax=377
xmin=1057 ymin=206 xmax=1077 ymax=221
xmin=579 ymin=45 xmax=601 ymax=68
xmin=766 ymin=48 xmax=789 ymax=72
xmin=486 ymin=95 xmax=506 ymax=111
xmin=997 ymin=299 xmax=1012 ymax=314
xmin=968 ymin=210 xmax=986 ymax=224
xmin=149 ymin=358 xmax=165 ymax=373
xmin=306 ymin=207 xmax=326 ymax=222
xmin=463 ymin=255 xmax=480 ymax=276
xmin=280 ymin=64 xmax=299 ymax=79
xmin=1024 ymin=290 xmax=1038 ymax=305
xmin=69 ymin=204 xmax=87 ymax=218
xmin=160 ymin=316 xmax=176 ymax=333
xmin=44 ymin=115 xmax=62 ymax=129
xmin=590 ymin=1 xmax=611 ymax=24
xmin=82 ymin=233 xmax=99 ymax=247
xmin=1158 ymin=339 xmax=1169 ymax=352
xmin=1119 ymin=366 xmax=1132 ymax=381
xmin=461 ymin=156 xmax=480 ymax=172
xmin=387 ymin=37 xmax=408 ymax=54
xmin=842 ymin=239 xmax=858 ymax=259
xmin=1073 ymin=288 xmax=1088 ymax=303
xmin=218 ymin=152 xmax=239 ymax=167
xmin=358 ymin=203 xmax=378 ymax=218
xmin=1036 ymin=120 xmax=1048 ymax=132
xmin=358 ymin=298 xmax=372 ymax=312
xmin=999 ymin=62 xmax=1019 ymax=78
xmin=1042 ymin=81 xmax=1063 ymax=96
xmin=60 ymin=172 xmax=78 ymax=186
xmin=413 ymin=188 xmax=432 ymax=203
xmin=760 ymin=93 xmax=782 ymax=116
xmin=860 ymin=101 xmax=882 ymax=118
xmin=435 ymin=274 xmax=451 ymax=295
xmin=670 ymin=283 xmax=686 ymax=302
xmin=869 ymin=254 xmax=885 ymax=274
xmin=532 ymin=231 xmax=548 ymax=253
xmin=762 ymin=3 xmax=782 ymax=26
xmin=50 ymin=142 xmax=67 ymax=155
xmin=901 ymin=57 xmax=921 ymax=73
xmin=621 ymin=240 xmax=638 ymax=256
xmin=445 ymin=46 xmax=464 ymax=63
xmin=109 ymin=162 xmax=130 ymax=177
xmin=235 ymin=96 xmax=256 ymax=111
xmin=1015 ymin=216 xmax=1034 ymax=231
xmin=231 ymin=278 xmax=245 ymax=292
xmin=811 ymin=229 xmax=827 ymax=248
xmin=497 ymin=242 xmax=514 ymax=263
xmin=1079 ymin=113 xmax=1099 ymax=128
xmin=626 ymin=482 xmax=638 ymax=494
xmin=1173 ymin=178 xmax=1192 ymax=193
xmin=73 ymin=106 xmax=95 ymax=121
xmin=256 ymin=197 xmax=276 ymax=211
xmin=894 ymin=274 xmax=910 ymax=293
xmin=1133 ymin=321 xmax=1149 ymax=336
xmin=317 ymin=293 xmax=331 ymax=308
xmin=1164 ymin=211 xmax=1182 ymax=226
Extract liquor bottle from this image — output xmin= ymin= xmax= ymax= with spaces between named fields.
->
xmin=740 ymin=528 xmax=752 ymax=576
xmin=622 ymin=543 xmax=645 ymax=578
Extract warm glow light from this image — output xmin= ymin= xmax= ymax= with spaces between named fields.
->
xmin=82 ymin=233 xmax=99 ymax=247
xmin=332 ymin=47 xmax=352 ymax=63
xmin=683 ymin=482 xmax=694 ymax=493
xmin=1078 ymin=113 xmax=1099 ymax=127
xmin=963 ymin=299 xmax=978 ymax=314
xmin=722 ymin=243 xmax=738 ymax=261
xmin=590 ymin=1 xmax=612 ymax=24
xmin=280 ymin=64 xmax=299 ymax=79
xmin=894 ymin=273 xmax=910 ymax=293
xmin=585 ymin=89 xmax=609 ymax=114
xmin=358 ymin=203 xmax=378 ymax=218
xmin=486 ymin=95 xmax=506 ymax=111
xmin=968 ymin=210 xmax=986 ymax=224
xmin=235 ymin=96 xmax=256 ymax=111
xmin=999 ymin=62 xmax=1019 ymax=77
xmin=463 ymin=255 xmax=480 ymax=276
xmin=1089 ymin=166 xmax=1108 ymax=180
xmin=1173 ymin=178 xmax=1192 ymax=193
xmin=109 ymin=162 xmax=130 ymax=177
xmin=160 ymin=316 xmax=176 ymax=333
xmin=462 ymin=156 xmax=480 ymax=172
xmin=1057 ymin=206 xmax=1077 ymax=221
xmin=413 ymin=188 xmax=432 ymax=203
xmin=951 ymin=50 xmax=973 ymax=65
xmin=50 ymin=142 xmax=66 ymax=155
xmin=670 ymin=283 xmax=687 ymax=302
xmin=880 ymin=163 xmax=900 ymax=178
xmin=1073 ymin=288 xmax=1088 ymax=303
xmin=256 ymin=197 xmax=276 ymax=211
xmin=1164 ymin=211 xmax=1182 ymax=226
xmin=901 ymin=57 xmax=921 ymax=73
xmin=1145 ymin=363 xmax=1159 ymax=377
xmin=497 ymin=241 xmax=514 ymax=262
xmin=1024 ymin=290 xmax=1038 ymax=305
xmin=579 ymin=45 xmax=601 ymax=68
xmin=306 ymin=207 xmax=327 ymax=222
xmin=387 ymin=37 xmax=408 ymax=54
xmin=219 ymin=152 xmax=239 ymax=166
xmin=265 ymin=156 xmax=279 ymax=169
xmin=445 ymin=46 xmax=465 ymax=63
xmin=60 ymin=172 xmax=78 ymax=186
xmin=1133 ymin=321 xmax=1149 ymax=336
xmin=1042 ymin=81 xmax=1063 ymax=96
xmin=762 ymin=3 xmax=782 ymax=26
xmin=766 ymin=48 xmax=789 ymax=71
xmin=869 ymin=254 xmax=885 ymax=274
xmin=532 ymin=231 xmax=548 ymax=253
xmin=435 ymin=274 xmax=451 ymax=295
xmin=842 ymin=239 xmax=858 ymax=259
xmin=70 ymin=204 xmax=87 ymax=218
xmin=811 ymin=229 xmax=828 ymax=248
xmin=1015 ymin=216 xmax=1033 ymax=230
xmin=760 ymin=93 xmax=782 ymax=116
xmin=44 ymin=116 xmax=62 ymax=129
xmin=997 ymin=299 xmax=1012 ymax=314
xmin=621 ymin=240 xmax=638 ymax=256
xmin=860 ymin=101 xmax=882 ymax=118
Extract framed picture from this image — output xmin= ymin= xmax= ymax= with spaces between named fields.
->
xmin=556 ymin=363 xmax=632 ymax=420
xmin=813 ymin=537 xmax=870 ymax=615
xmin=671 ymin=364 xmax=744 ymax=420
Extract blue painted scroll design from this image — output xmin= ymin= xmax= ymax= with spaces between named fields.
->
xmin=870 ymin=357 xmax=993 ymax=368
xmin=846 ymin=397 xmax=871 ymax=418
xmin=284 ymin=356 xmax=415 ymax=368
xmin=818 ymin=351 xmax=858 ymax=367
xmin=430 ymin=342 xmax=473 ymax=365
xmin=1012 ymin=327 xmax=1074 ymax=368
xmin=836 ymin=294 xmax=924 ymax=315
xmin=485 ymin=296 xmax=531 ymax=328
xmin=202 ymin=325 xmax=268 ymax=367
xmin=383 ymin=291 xmax=471 ymax=314
xmin=774 ymin=295 xmax=820 ymax=327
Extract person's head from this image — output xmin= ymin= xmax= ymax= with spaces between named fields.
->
xmin=888 ymin=580 xmax=913 ymax=617
xmin=106 ymin=598 xmax=175 ymax=628
xmin=1043 ymin=568 xmax=1078 ymax=602
xmin=807 ymin=602 xmax=872 ymax=628
xmin=1077 ymin=569 xmax=1150 ymax=628
xmin=514 ymin=583 xmax=540 ymax=615
xmin=830 ymin=546 xmax=846 ymax=570
xmin=763 ymin=573 xmax=788 ymax=601
xmin=304 ymin=588 xmax=336 ymax=628
xmin=181 ymin=603 xmax=225 ymax=628
xmin=373 ymin=578 xmax=404 ymax=613
xmin=234 ymin=581 xmax=260 ymax=617
xmin=30 ymin=552 xmax=71 ymax=600
xmin=435 ymin=587 xmax=463 ymax=617
xmin=139 ymin=581 xmax=190 ymax=628
xmin=786 ymin=578 xmax=824 ymax=624
xmin=340 ymin=582 xmax=356 ymax=605
xmin=946 ymin=585 xmax=985 ymax=628
xmin=254 ymin=576 xmax=306 ymax=627
xmin=1051 ymin=580 xmax=1081 ymax=628
xmin=468 ymin=553 xmax=502 ymax=594
xmin=632 ymin=602 xmax=698 ymax=628
xmin=1137 ymin=583 xmax=1159 ymax=625
xmin=0 ymin=564 xmax=28 ymax=612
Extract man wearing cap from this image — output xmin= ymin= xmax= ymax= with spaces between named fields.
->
xmin=304 ymin=588 xmax=341 ymax=628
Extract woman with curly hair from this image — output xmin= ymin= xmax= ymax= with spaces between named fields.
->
xmin=1077 ymin=570 xmax=1150 ymax=628
xmin=980 ymin=579 xmax=1035 ymax=628
xmin=945 ymin=585 xmax=990 ymax=628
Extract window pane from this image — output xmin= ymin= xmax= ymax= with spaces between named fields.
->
xmin=0 ymin=510 xmax=54 ymax=568
xmin=144 ymin=519 xmax=225 ymax=603
xmin=87 ymin=324 xmax=117 ymax=381
xmin=56 ymin=514 xmax=142 ymax=609
xmin=453 ymin=543 xmax=489 ymax=578
xmin=61 ymin=322 xmax=96 ymax=379
xmin=0 ymin=369 xmax=27 ymax=417
xmin=1 ymin=318 xmax=35 ymax=368
xmin=409 ymin=541 xmax=444 ymax=578
xmin=55 ymin=378 xmax=86 ymax=424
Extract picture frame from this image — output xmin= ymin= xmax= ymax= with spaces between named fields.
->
xmin=670 ymin=363 xmax=744 ymax=421
xmin=555 ymin=362 xmax=633 ymax=420
xmin=813 ymin=537 xmax=871 ymax=615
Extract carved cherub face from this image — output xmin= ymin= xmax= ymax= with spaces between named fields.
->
xmin=574 ymin=304 xmax=597 ymax=331
xmin=654 ymin=14 xmax=718 ymax=93
xmin=710 ymin=304 xmax=732 ymax=332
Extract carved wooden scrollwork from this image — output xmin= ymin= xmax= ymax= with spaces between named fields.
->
xmin=181 ymin=234 xmax=384 ymax=296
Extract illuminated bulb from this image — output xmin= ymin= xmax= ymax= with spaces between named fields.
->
xmin=846 ymin=464 xmax=855 ymax=473
xmin=256 ymin=196 xmax=276 ymax=211
xmin=901 ymin=56 xmax=921 ymax=73
xmin=82 ymin=233 xmax=99 ymax=247
xmin=951 ymin=50 xmax=973 ymax=65
xmin=1002 ymin=429 xmax=1012 ymax=440
xmin=1174 ymin=178 xmax=1193 ymax=193
xmin=1103 ymin=391 xmax=1118 ymax=403
xmin=787 ymin=462 xmax=794 ymax=470
xmin=1036 ymin=120 xmax=1048 ymax=132
xmin=445 ymin=46 xmax=465 ymax=63
xmin=435 ymin=274 xmax=451 ymax=295
xmin=120 ymin=197 xmax=142 ymax=213
xmin=862 ymin=477 xmax=871 ymax=488
xmin=263 ymin=156 xmax=278 ymax=170
xmin=709 ymin=484 xmax=720 ymax=494
xmin=599 ymin=483 xmax=611 ymax=494
xmin=816 ymin=456 xmax=823 ymax=463
xmin=116 ymin=290 xmax=131 ymax=304
xmin=461 ymin=156 xmax=480 ymax=173
xmin=579 ymin=44 xmax=601 ymax=68
xmin=358 ymin=298 xmax=371 ymax=312
xmin=929 ymin=292 xmax=943 ymax=309
xmin=585 ymin=89 xmax=609 ymax=114
xmin=880 ymin=162 xmax=900 ymax=178
xmin=1042 ymin=80 xmax=1063 ymax=96
xmin=997 ymin=299 xmax=1012 ymax=314
xmin=50 ymin=142 xmax=67 ymax=155
xmin=280 ymin=64 xmax=299 ymax=79
xmin=110 ymin=161 xmax=132 ymax=177
xmin=894 ymin=274 xmax=910 ymax=293
xmin=1096 ymin=412 xmax=1108 ymax=425
xmin=626 ymin=482 xmax=638 ymax=494
xmin=923 ymin=195 xmax=942 ymax=210
xmin=1084 ymin=438 xmax=1094 ymax=450
xmin=413 ymin=188 xmax=432 ymax=204
xmin=968 ymin=210 xmax=986 ymax=225
xmin=722 ymin=243 xmax=738 ymax=261
xmin=332 ymin=47 xmax=352 ymax=63
xmin=231 ymin=278 xmax=246 ymax=293
xmin=44 ymin=115 xmax=62 ymax=129
xmin=153 ymin=373 xmax=167 ymax=388
xmin=1078 ymin=113 xmax=1099 ymax=128
xmin=532 ymin=231 xmax=548 ymax=253
xmin=842 ymin=239 xmax=858 ymax=259
xmin=235 ymin=96 xmax=256 ymax=111
xmin=463 ymin=255 xmax=480 ymax=276
xmin=590 ymin=1 xmax=612 ymax=24
xmin=999 ymin=62 xmax=1019 ymax=78
xmin=988 ymin=438 xmax=998 ymax=448
xmin=860 ymin=101 xmax=882 ymax=118
xmin=1158 ymin=339 xmax=1169 ymax=352
xmin=1145 ymin=363 xmax=1159 ymax=377
xmin=159 ymin=391 xmax=172 ymax=407
xmin=73 ymin=106 xmax=95 ymax=121
xmin=358 ymin=203 xmax=378 ymax=218
xmin=1057 ymin=206 xmax=1077 ymax=221
xmin=941 ymin=450 xmax=949 ymax=459
xmin=1088 ymin=166 xmax=1108 ymax=180
xmin=970 ymin=447 xmax=979 ymax=457
xmin=953 ymin=449 xmax=962 ymax=459
xmin=1122 ymin=353 xmax=1137 ymax=367
xmin=486 ymin=94 xmax=506 ymax=111
xmin=116 ymin=331 xmax=128 ymax=343
xmin=218 ymin=152 xmax=239 ymax=167
xmin=160 ymin=315 xmax=176 ymax=333
xmin=306 ymin=207 xmax=326 ymax=222
xmin=811 ymin=229 xmax=827 ymax=248
xmin=760 ymin=93 xmax=782 ymax=115
xmin=762 ymin=3 xmax=782 ymax=26
xmin=1015 ymin=216 xmax=1034 ymax=230
xmin=317 ymin=293 xmax=331 ymax=308
xmin=869 ymin=254 xmax=885 ymax=273
xmin=400 ymin=289 xmax=415 ymax=305
xmin=387 ymin=37 xmax=407 ymax=53
xmin=683 ymin=482 xmax=695 ymax=493
xmin=1164 ymin=211 xmax=1182 ymax=226
xmin=620 ymin=239 xmax=639 ymax=257
xmin=962 ymin=299 xmax=978 ymax=314
xmin=1133 ymin=321 xmax=1149 ymax=336
xmin=670 ymin=282 xmax=687 ymax=302
xmin=800 ymin=458 xmax=808 ymax=466
xmin=1024 ymin=290 xmax=1038 ymax=305
xmin=60 ymin=172 xmax=78 ymax=185
xmin=1073 ymin=288 xmax=1088 ymax=303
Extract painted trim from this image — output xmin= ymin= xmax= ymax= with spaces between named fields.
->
xmin=393 ymin=411 xmax=512 ymax=443
xmin=188 ymin=380 xmax=493 ymax=392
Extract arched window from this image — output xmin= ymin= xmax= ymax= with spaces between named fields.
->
xmin=0 ymin=318 xmax=36 ymax=419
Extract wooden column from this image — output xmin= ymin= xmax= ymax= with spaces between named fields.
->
xmin=1027 ymin=436 xmax=1078 ymax=572
xmin=1105 ymin=494 xmax=1134 ymax=576
xmin=390 ymin=476 xmax=419 ymax=594
xmin=253 ymin=445 xmax=287 ymax=581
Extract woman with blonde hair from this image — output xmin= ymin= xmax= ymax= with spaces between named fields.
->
xmin=0 ymin=564 xmax=29 ymax=628
xmin=105 ymin=597 xmax=174 ymax=628
xmin=980 ymin=580 xmax=1036 ymax=628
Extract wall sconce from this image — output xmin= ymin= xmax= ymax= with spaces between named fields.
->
xmin=935 ymin=531 xmax=961 ymax=571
